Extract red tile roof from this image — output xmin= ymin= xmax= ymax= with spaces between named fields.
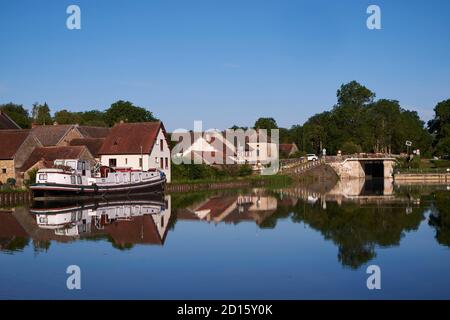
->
xmin=70 ymin=138 xmax=105 ymax=157
xmin=20 ymin=146 xmax=88 ymax=172
xmin=0 ymin=111 xmax=21 ymax=129
xmin=31 ymin=125 xmax=75 ymax=146
xmin=279 ymin=143 xmax=297 ymax=154
xmin=0 ymin=129 xmax=31 ymax=159
xmin=0 ymin=212 xmax=29 ymax=238
xmin=98 ymin=122 xmax=165 ymax=155
xmin=195 ymin=196 xmax=237 ymax=218
xmin=76 ymin=126 xmax=110 ymax=138
xmin=103 ymin=215 xmax=165 ymax=246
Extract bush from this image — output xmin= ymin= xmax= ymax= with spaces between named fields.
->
xmin=6 ymin=178 xmax=16 ymax=188
xmin=24 ymin=168 xmax=39 ymax=187
xmin=172 ymin=163 xmax=254 ymax=182
xmin=341 ymin=141 xmax=362 ymax=155
xmin=237 ymin=164 xmax=253 ymax=177
xmin=289 ymin=151 xmax=306 ymax=159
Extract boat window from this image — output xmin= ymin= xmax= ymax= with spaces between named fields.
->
xmin=54 ymin=160 xmax=63 ymax=166
xmin=77 ymin=162 xmax=83 ymax=170
xmin=39 ymin=174 xmax=47 ymax=181
xmin=77 ymin=176 xmax=82 ymax=184
xmin=71 ymin=176 xmax=76 ymax=184
xmin=66 ymin=161 xmax=76 ymax=170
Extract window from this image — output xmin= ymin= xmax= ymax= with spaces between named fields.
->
xmin=77 ymin=176 xmax=82 ymax=184
xmin=139 ymin=158 xmax=143 ymax=168
xmin=211 ymin=151 xmax=216 ymax=157
xmin=125 ymin=158 xmax=128 ymax=165
xmin=66 ymin=161 xmax=76 ymax=170
xmin=160 ymin=139 xmax=164 ymax=151
xmin=109 ymin=158 xmax=117 ymax=167
xmin=39 ymin=174 xmax=47 ymax=181
xmin=165 ymin=157 xmax=169 ymax=169
xmin=71 ymin=176 xmax=76 ymax=184
xmin=155 ymin=157 xmax=159 ymax=163
xmin=1 ymin=168 xmax=6 ymax=174
xmin=160 ymin=157 xmax=164 ymax=169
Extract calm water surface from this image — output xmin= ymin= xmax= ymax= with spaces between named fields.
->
xmin=1 ymin=179 xmax=450 ymax=299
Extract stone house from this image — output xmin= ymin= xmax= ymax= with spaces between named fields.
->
xmin=0 ymin=130 xmax=42 ymax=186
xmin=20 ymin=145 xmax=94 ymax=181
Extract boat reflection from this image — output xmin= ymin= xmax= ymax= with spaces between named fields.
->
xmin=30 ymin=194 xmax=172 ymax=248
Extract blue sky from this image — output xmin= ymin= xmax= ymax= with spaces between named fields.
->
xmin=1 ymin=0 xmax=449 ymax=131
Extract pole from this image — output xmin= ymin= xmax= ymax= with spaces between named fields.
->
xmin=140 ymin=145 xmax=143 ymax=171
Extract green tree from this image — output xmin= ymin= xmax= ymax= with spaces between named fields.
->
xmin=341 ymin=141 xmax=362 ymax=155
xmin=105 ymin=100 xmax=157 ymax=126
xmin=336 ymin=80 xmax=375 ymax=106
xmin=54 ymin=109 xmax=82 ymax=124
xmin=0 ymin=103 xmax=31 ymax=128
xmin=428 ymin=99 xmax=450 ymax=155
xmin=32 ymin=102 xmax=52 ymax=125
xmin=254 ymin=117 xmax=278 ymax=130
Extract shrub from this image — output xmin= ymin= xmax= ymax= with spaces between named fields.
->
xmin=341 ymin=141 xmax=362 ymax=155
xmin=6 ymin=178 xmax=16 ymax=188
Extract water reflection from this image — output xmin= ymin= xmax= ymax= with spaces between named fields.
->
xmin=0 ymin=195 xmax=172 ymax=252
xmin=1 ymin=180 xmax=450 ymax=271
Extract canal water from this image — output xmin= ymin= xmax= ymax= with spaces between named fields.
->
xmin=1 ymin=180 xmax=450 ymax=299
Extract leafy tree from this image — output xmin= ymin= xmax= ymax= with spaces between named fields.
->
xmin=54 ymin=109 xmax=82 ymax=124
xmin=105 ymin=100 xmax=157 ymax=126
xmin=289 ymin=81 xmax=432 ymax=155
xmin=32 ymin=102 xmax=52 ymax=125
xmin=341 ymin=141 xmax=362 ymax=155
xmin=336 ymin=80 xmax=375 ymax=106
xmin=428 ymin=99 xmax=450 ymax=156
xmin=79 ymin=110 xmax=107 ymax=127
xmin=0 ymin=103 xmax=31 ymax=128
xmin=254 ymin=117 xmax=278 ymax=130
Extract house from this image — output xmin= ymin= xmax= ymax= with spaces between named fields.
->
xmin=0 ymin=111 xmax=21 ymax=130
xmin=233 ymin=130 xmax=279 ymax=168
xmin=98 ymin=121 xmax=171 ymax=182
xmin=177 ymin=191 xmax=278 ymax=226
xmin=0 ymin=130 xmax=42 ymax=186
xmin=279 ymin=143 xmax=299 ymax=158
xmin=20 ymin=146 xmax=94 ymax=180
xmin=175 ymin=131 xmax=236 ymax=165
xmin=31 ymin=124 xmax=109 ymax=147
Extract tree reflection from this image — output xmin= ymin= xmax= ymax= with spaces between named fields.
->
xmin=428 ymin=191 xmax=450 ymax=247
xmin=289 ymin=200 xmax=426 ymax=269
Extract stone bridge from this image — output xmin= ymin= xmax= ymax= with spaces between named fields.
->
xmin=326 ymin=155 xmax=397 ymax=179
xmin=280 ymin=154 xmax=397 ymax=179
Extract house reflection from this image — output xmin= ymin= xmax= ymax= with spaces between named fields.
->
xmin=0 ymin=195 xmax=172 ymax=253
xmin=176 ymin=189 xmax=283 ymax=226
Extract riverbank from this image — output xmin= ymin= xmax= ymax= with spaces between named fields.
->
xmin=167 ymin=174 xmax=292 ymax=193
xmin=394 ymin=172 xmax=450 ymax=184
xmin=0 ymin=191 xmax=33 ymax=207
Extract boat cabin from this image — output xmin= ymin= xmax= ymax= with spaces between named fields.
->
xmin=53 ymin=159 xmax=92 ymax=178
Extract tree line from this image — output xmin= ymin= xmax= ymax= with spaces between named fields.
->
xmin=241 ymin=81 xmax=449 ymax=157
xmin=1 ymin=81 xmax=449 ymax=156
xmin=0 ymin=100 xmax=157 ymax=128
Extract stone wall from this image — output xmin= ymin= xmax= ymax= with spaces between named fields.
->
xmin=0 ymin=160 xmax=15 ymax=184
xmin=57 ymin=127 xmax=84 ymax=146
xmin=328 ymin=160 xmax=366 ymax=179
